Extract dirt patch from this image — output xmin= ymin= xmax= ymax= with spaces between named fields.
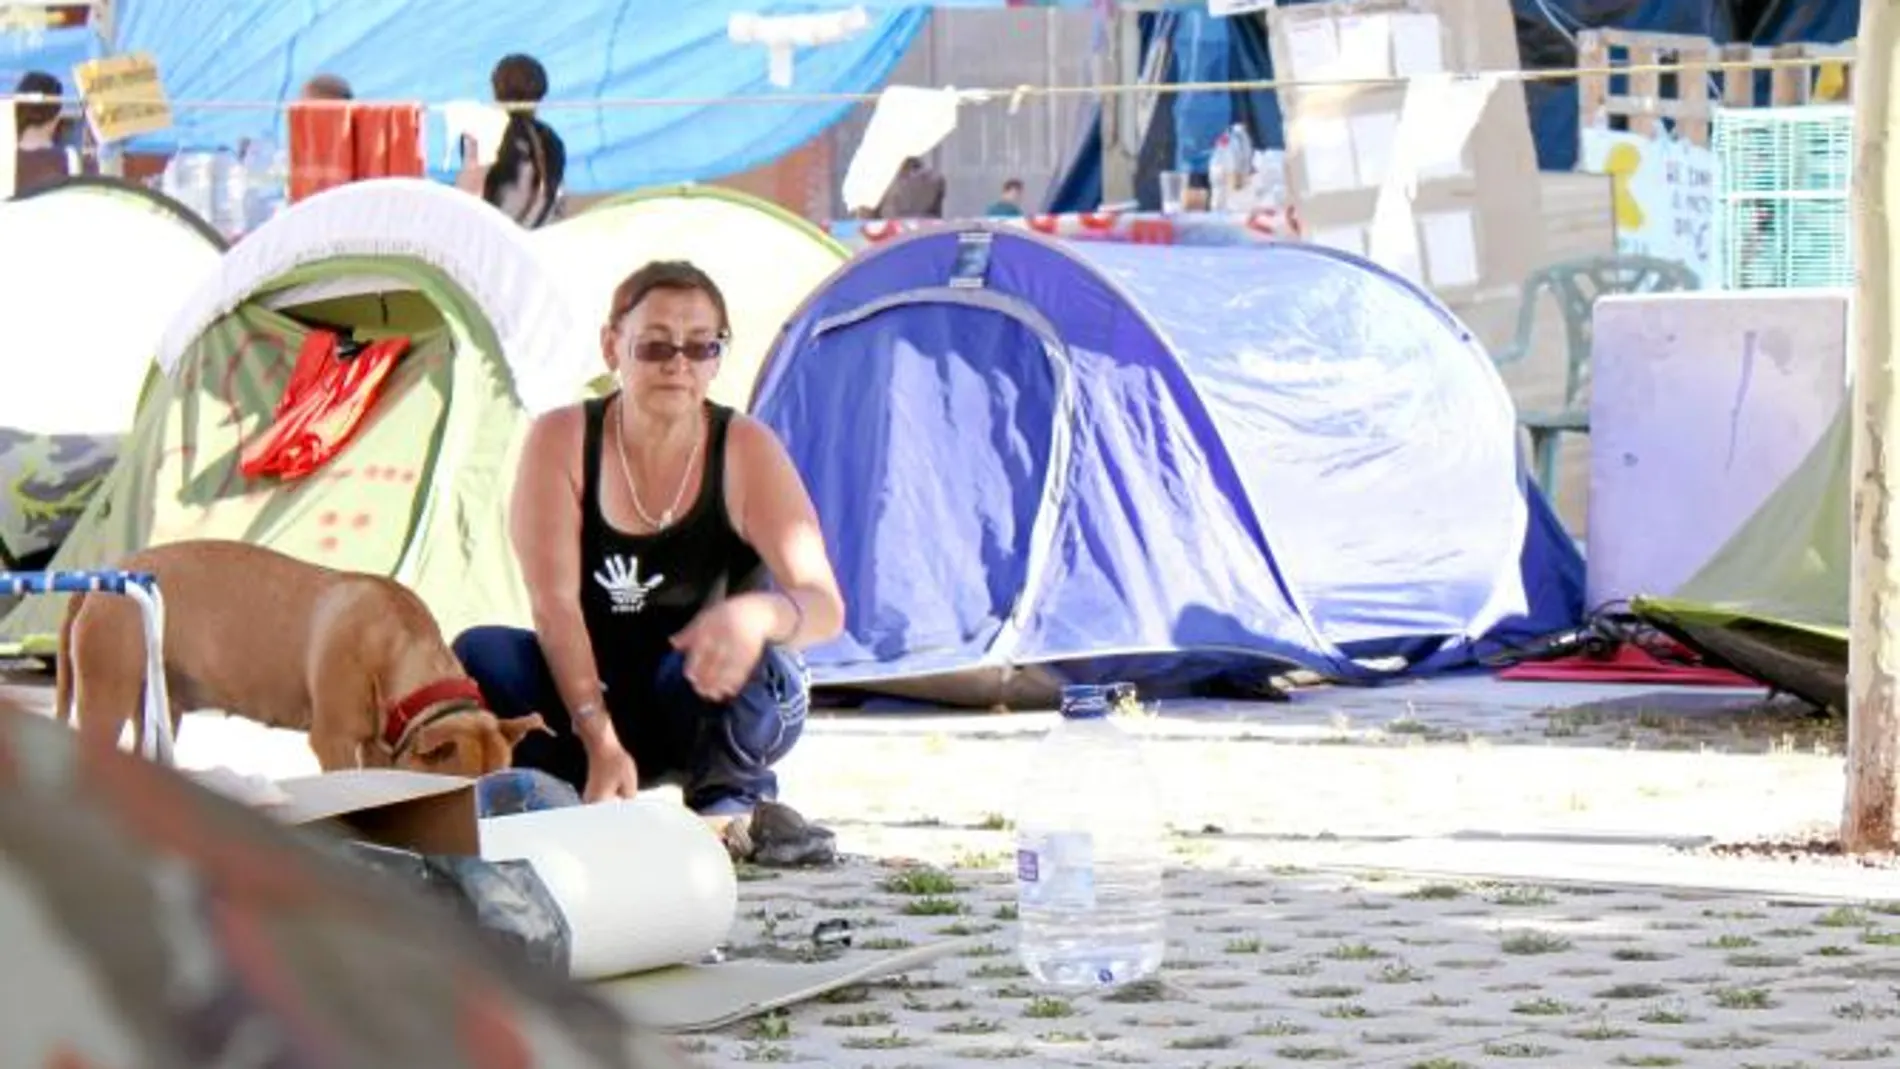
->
xmin=1539 ymin=693 xmax=1841 ymax=755
xmin=1692 ymin=835 xmax=1900 ymax=870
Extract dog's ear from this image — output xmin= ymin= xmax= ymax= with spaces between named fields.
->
xmin=408 ymin=719 xmax=472 ymax=766
xmin=498 ymin=713 xmax=553 ymax=749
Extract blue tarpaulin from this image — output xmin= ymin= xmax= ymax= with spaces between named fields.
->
xmin=7 ymin=1 xmax=946 ymax=191
xmin=5 ymin=0 xmax=1866 ymax=193
xmin=9 ymin=1 xmax=1860 ymax=193
xmin=0 ymin=24 xmax=96 ymax=96
xmin=749 ymin=227 xmax=1585 ymax=697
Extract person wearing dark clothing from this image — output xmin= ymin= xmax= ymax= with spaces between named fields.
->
xmin=458 ymin=53 xmax=567 ymax=229
xmin=453 ymin=261 xmax=846 ymax=859
xmin=877 ymin=156 xmax=946 ymax=219
xmin=986 ymin=177 xmax=1026 ymax=217
xmin=11 ymin=71 xmax=89 ymax=196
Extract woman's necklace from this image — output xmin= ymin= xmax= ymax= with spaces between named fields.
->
xmin=614 ymin=399 xmax=703 ymax=531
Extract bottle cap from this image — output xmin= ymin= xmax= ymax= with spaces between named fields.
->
xmin=1059 ymin=684 xmax=1111 ymax=719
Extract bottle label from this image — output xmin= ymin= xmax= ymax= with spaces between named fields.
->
xmin=1016 ymin=831 xmax=1096 ymax=911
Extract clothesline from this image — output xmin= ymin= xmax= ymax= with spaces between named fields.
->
xmin=0 ymin=52 xmax=1854 ymax=114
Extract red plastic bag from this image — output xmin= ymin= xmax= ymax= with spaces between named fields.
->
xmin=240 ymin=331 xmax=409 ymax=481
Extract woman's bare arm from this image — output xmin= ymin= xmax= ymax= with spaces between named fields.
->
xmin=510 ymin=408 xmax=623 ymax=753
xmin=725 ymin=416 xmax=846 ymax=648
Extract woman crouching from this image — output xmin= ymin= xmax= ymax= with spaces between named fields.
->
xmin=454 ymin=260 xmax=844 ymax=858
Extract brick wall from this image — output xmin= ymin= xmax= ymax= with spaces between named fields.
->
xmin=709 ymin=133 xmax=835 ymax=223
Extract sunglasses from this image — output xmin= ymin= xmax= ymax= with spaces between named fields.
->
xmin=628 ymin=337 xmax=728 ymax=364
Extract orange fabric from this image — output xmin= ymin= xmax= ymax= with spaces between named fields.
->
xmin=240 ymin=332 xmax=410 ymax=480
xmin=287 ymin=103 xmax=425 ymax=203
xmin=352 ymin=104 xmax=425 ymax=179
xmin=287 ymin=102 xmax=354 ymax=202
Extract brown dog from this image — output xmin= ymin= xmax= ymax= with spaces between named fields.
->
xmin=54 ymin=539 xmax=547 ymax=776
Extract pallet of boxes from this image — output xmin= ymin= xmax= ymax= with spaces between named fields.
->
xmin=1573 ymin=26 xmax=1853 ymax=291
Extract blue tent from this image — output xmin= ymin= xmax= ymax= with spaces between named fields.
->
xmin=750 ymin=227 xmax=1585 ymax=702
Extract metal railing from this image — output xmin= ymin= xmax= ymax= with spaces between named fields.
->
xmin=0 ymin=570 xmax=175 ymax=765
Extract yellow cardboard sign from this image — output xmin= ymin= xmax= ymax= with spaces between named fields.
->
xmin=72 ymin=51 xmax=171 ymax=143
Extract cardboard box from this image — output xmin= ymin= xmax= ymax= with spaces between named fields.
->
xmin=1267 ymin=0 xmax=1543 ymax=303
xmin=271 ymin=769 xmax=479 ymax=856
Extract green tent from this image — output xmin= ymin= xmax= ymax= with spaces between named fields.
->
xmin=1632 ymin=400 xmax=1851 ymax=711
xmin=0 ymin=178 xmax=226 ymax=567
xmin=0 ymin=179 xmax=596 ymax=656
xmin=535 ymin=185 xmax=848 ymax=409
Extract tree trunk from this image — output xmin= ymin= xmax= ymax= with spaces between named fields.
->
xmin=1845 ymin=3 xmax=1900 ymax=852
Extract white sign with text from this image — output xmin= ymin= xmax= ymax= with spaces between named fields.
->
xmin=1580 ymin=127 xmax=1719 ymax=287
xmin=1209 ymin=0 xmax=1275 ymax=16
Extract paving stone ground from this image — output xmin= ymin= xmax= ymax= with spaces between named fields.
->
xmin=2 ymin=667 xmax=1885 ymax=1066
xmin=693 ymin=854 xmax=1900 ymax=1067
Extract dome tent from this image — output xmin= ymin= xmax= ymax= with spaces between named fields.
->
xmin=748 ymin=226 xmax=1584 ymax=705
xmin=0 ymin=178 xmax=225 ymax=567
xmin=1633 ymin=400 xmax=1850 ymax=712
xmin=534 ymin=184 xmax=848 ymax=409
xmin=0 ymin=179 xmax=592 ymax=656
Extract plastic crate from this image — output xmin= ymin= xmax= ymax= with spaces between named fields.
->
xmin=1714 ymin=105 xmax=1854 ymax=289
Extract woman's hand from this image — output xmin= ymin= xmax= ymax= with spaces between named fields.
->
xmin=670 ymin=595 xmax=780 ymax=702
xmin=583 ymin=741 xmax=640 ymax=804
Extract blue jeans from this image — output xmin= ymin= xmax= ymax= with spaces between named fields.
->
xmin=450 ymin=626 xmax=809 ymax=816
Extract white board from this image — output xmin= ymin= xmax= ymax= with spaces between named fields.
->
xmin=1578 ymin=128 xmax=1719 ymax=288
xmin=1587 ymin=289 xmax=1850 ymax=609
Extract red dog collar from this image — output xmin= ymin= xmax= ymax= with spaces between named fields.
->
xmin=383 ymin=678 xmax=486 ymax=751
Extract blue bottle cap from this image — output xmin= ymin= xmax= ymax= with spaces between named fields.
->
xmin=1059 ymin=684 xmax=1111 ymax=719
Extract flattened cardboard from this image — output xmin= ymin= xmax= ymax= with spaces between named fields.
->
xmin=272 ymin=769 xmax=479 ymax=857
xmin=1268 ymin=0 xmax=1543 ymax=301
xmin=596 ymin=938 xmax=977 ymax=1033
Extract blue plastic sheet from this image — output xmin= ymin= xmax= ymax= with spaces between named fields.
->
xmin=96 ymin=0 xmax=930 ymax=190
xmin=0 ymin=25 xmax=98 ymax=98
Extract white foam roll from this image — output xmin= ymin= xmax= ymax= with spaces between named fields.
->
xmin=478 ymin=799 xmax=738 ymax=982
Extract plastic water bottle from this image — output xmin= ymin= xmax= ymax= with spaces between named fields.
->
xmin=238 ymin=137 xmax=286 ymax=229
xmin=1225 ymin=123 xmax=1256 ymax=211
xmin=159 ymin=151 xmax=212 ymax=220
xmin=212 ymin=150 xmax=248 ymax=238
xmin=1014 ymin=683 xmax=1166 ymax=989
xmin=1254 ymin=149 xmax=1288 ymax=207
xmin=1207 ymin=132 xmax=1232 ymax=212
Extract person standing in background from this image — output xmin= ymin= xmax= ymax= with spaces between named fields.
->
xmin=876 ymin=156 xmax=945 ymax=220
xmin=298 ymin=74 xmax=353 ymax=102
xmin=985 ymin=177 xmax=1026 ymax=217
xmin=11 ymin=71 xmax=89 ymax=196
xmin=458 ymin=53 xmax=567 ymax=229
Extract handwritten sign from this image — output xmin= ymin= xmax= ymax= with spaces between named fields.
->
xmin=72 ymin=51 xmax=170 ymax=143
xmin=1580 ymin=127 xmax=1719 ymax=287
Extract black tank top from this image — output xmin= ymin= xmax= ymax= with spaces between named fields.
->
xmin=578 ymin=396 xmax=764 ymax=700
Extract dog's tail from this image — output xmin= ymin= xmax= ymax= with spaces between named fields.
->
xmin=53 ymin=593 xmax=81 ymax=728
